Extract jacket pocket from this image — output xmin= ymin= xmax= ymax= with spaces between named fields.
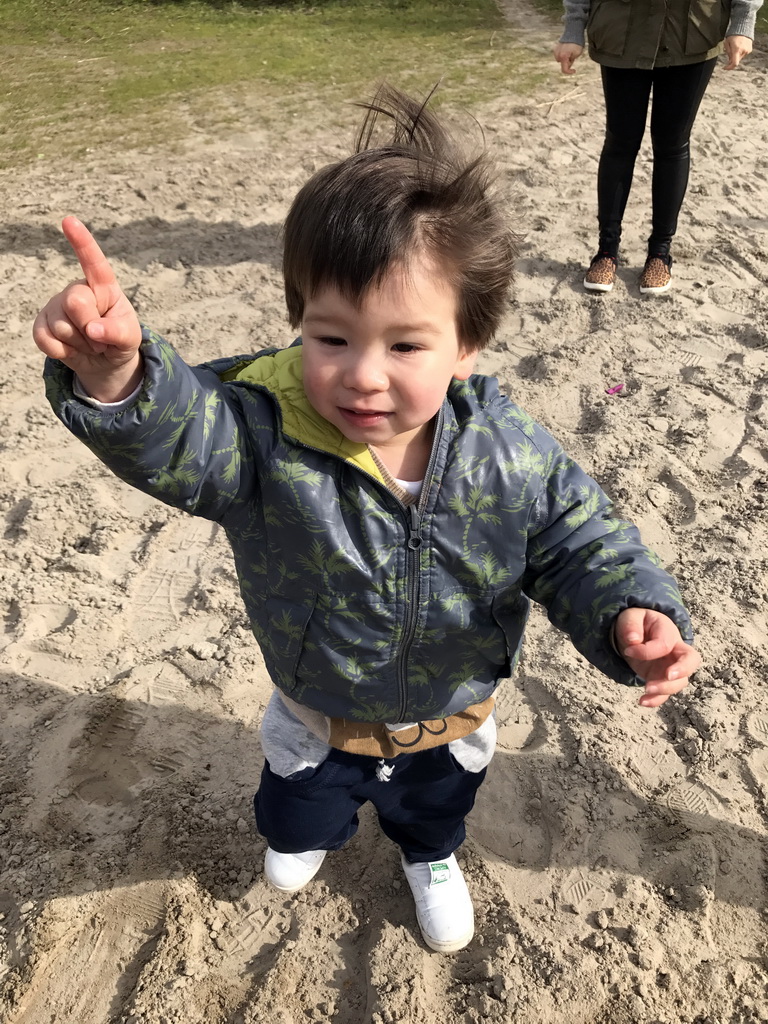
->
xmin=264 ymin=593 xmax=318 ymax=692
xmin=490 ymin=591 xmax=529 ymax=680
xmin=587 ymin=0 xmax=632 ymax=57
xmin=685 ymin=0 xmax=729 ymax=54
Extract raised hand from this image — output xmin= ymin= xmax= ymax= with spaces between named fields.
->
xmin=33 ymin=217 xmax=143 ymax=402
xmin=615 ymin=607 xmax=702 ymax=708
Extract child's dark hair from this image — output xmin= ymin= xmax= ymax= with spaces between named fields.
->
xmin=283 ymin=84 xmax=519 ymax=352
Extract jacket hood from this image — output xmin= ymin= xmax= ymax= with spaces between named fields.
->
xmin=216 ymin=344 xmax=387 ymax=486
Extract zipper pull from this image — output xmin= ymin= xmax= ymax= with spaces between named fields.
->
xmin=407 ymin=506 xmax=423 ymax=550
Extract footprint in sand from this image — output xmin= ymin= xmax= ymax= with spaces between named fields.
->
xmin=1 ymin=601 xmax=82 ymax=683
xmin=558 ymin=871 xmax=610 ymax=915
xmin=211 ymin=902 xmax=285 ymax=959
xmin=51 ymin=695 xmax=198 ymax=832
xmin=746 ymin=747 xmax=768 ymax=798
xmin=745 ymin=712 xmax=768 ymax=747
xmin=126 ymin=517 xmax=220 ymax=641
xmin=229 ymin=896 xmax=370 ymax=1023
xmin=472 ymin=680 xmax=554 ymax=869
xmin=624 ymin=736 xmax=686 ymax=791
xmin=3 ymin=884 xmax=167 ymax=1024
xmin=122 ymin=661 xmax=193 ymax=709
xmin=5 ymin=450 xmax=92 ymax=491
xmin=664 ymin=781 xmax=715 ymax=827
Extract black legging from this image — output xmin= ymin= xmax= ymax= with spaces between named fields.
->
xmin=597 ymin=58 xmax=717 ymax=259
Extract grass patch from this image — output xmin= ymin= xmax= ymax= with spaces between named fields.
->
xmin=0 ymin=0 xmax=549 ymax=169
xmin=529 ymin=0 xmax=561 ymax=19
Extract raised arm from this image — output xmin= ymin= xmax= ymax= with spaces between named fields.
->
xmin=36 ymin=218 xmax=269 ymax=522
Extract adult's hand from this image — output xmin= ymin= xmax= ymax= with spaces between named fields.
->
xmin=33 ymin=217 xmax=143 ymax=402
xmin=723 ymin=34 xmax=753 ymax=69
xmin=553 ymin=42 xmax=584 ymax=75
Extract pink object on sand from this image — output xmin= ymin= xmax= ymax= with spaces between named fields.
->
xmin=605 ymin=383 xmax=625 ymax=395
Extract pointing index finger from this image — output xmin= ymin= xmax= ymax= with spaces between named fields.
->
xmin=61 ymin=216 xmax=118 ymax=292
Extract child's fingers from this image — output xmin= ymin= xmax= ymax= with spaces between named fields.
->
xmin=639 ymin=674 xmax=690 ymax=708
xmin=614 ymin=605 xmax=647 ymax=647
xmin=48 ymin=287 xmax=105 ymax=353
xmin=83 ymin=312 xmax=141 ymax=349
xmin=57 ymin=317 xmax=109 ymax=355
xmin=32 ymin=309 xmax=74 ymax=362
xmin=61 ymin=280 xmax=104 ymax=332
xmin=33 ymin=302 xmax=111 ymax=360
xmin=622 ymin=636 xmax=672 ymax=661
xmin=33 ymin=304 xmax=66 ymax=349
xmin=61 ymin=216 xmax=120 ymax=311
xmin=643 ymin=675 xmax=689 ymax=698
xmin=633 ymin=642 xmax=701 ymax=684
xmin=638 ymin=692 xmax=675 ymax=708
xmin=61 ymin=282 xmax=138 ymax=350
xmin=665 ymin=643 xmax=702 ymax=680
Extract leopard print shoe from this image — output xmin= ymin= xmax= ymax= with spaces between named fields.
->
xmin=583 ymin=253 xmax=617 ymax=293
xmin=639 ymin=255 xmax=672 ymax=295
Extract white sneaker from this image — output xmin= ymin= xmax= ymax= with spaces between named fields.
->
xmin=264 ymin=848 xmax=327 ymax=892
xmin=400 ymin=853 xmax=474 ymax=953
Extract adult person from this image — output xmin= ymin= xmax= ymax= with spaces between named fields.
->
xmin=554 ymin=0 xmax=764 ymax=294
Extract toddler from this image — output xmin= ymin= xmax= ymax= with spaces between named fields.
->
xmin=34 ymin=86 xmax=701 ymax=954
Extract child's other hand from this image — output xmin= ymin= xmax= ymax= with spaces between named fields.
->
xmin=33 ymin=217 xmax=143 ymax=402
xmin=615 ymin=607 xmax=702 ymax=709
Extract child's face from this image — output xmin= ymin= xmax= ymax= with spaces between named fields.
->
xmin=301 ymin=255 xmax=477 ymax=469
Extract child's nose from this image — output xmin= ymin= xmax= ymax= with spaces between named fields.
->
xmin=343 ymin=355 xmax=387 ymax=392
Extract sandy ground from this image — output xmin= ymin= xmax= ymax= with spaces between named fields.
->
xmin=2 ymin=2 xmax=768 ymax=1021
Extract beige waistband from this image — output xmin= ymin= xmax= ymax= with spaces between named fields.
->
xmin=330 ymin=697 xmax=496 ymax=756
xmin=279 ymin=691 xmax=496 ymax=758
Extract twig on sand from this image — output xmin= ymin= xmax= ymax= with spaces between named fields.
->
xmin=535 ymin=86 xmax=584 ymax=116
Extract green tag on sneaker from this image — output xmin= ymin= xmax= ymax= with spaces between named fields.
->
xmin=429 ymin=861 xmax=450 ymax=886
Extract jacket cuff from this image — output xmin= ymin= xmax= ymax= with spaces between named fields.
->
xmin=73 ymin=374 xmax=144 ymax=409
xmin=726 ymin=14 xmax=756 ymax=38
xmin=44 ymin=325 xmax=169 ymax=426
xmin=560 ymin=16 xmax=586 ymax=46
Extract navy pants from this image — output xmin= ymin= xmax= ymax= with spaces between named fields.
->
xmin=597 ymin=58 xmax=717 ymax=258
xmin=254 ymin=744 xmax=486 ymax=864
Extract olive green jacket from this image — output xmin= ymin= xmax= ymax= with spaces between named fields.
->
xmin=561 ymin=0 xmax=763 ymax=69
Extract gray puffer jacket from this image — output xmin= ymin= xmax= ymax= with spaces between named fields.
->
xmin=44 ymin=329 xmax=694 ymax=723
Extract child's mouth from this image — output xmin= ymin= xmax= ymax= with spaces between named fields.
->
xmin=339 ymin=407 xmax=391 ymax=427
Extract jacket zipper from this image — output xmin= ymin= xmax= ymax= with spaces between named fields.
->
xmin=394 ymin=502 xmax=425 ymax=719
xmin=393 ymin=408 xmax=443 ymax=720
xmin=293 ymin=406 xmax=445 ymax=722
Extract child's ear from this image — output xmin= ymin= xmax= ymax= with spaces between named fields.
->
xmin=453 ymin=345 xmax=478 ymax=381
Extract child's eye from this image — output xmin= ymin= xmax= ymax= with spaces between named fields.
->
xmin=318 ymin=336 xmax=346 ymax=346
xmin=392 ymin=343 xmax=419 ymax=354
